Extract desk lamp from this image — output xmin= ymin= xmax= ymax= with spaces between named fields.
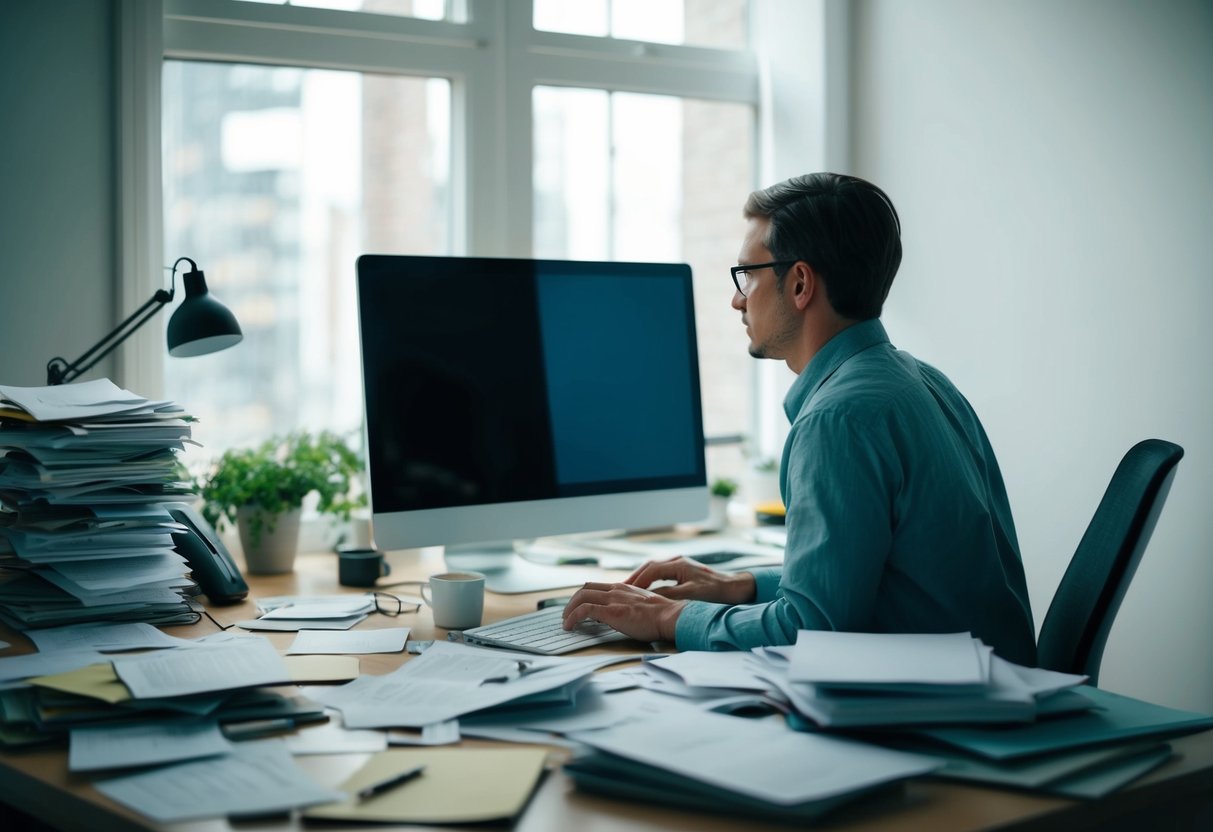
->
xmin=45 ymin=257 xmax=243 ymax=385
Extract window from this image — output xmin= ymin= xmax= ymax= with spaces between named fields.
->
xmin=158 ymin=0 xmax=758 ymax=482
xmin=162 ymin=61 xmax=450 ymax=465
xmin=532 ymin=87 xmax=755 ymax=477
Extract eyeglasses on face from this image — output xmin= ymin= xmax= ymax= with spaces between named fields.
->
xmin=729 ymin=260 xmax=799 ymax=297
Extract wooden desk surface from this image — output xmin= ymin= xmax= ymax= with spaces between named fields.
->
xmin=2 ymin=547 xmax=1212 ymax=832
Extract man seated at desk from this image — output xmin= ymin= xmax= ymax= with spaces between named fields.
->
xmin=563 ymin=173 xmax=1037 ymax=667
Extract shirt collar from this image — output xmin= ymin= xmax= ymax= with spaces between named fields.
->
xmin=783 ymin=318 xmax=891 ymax=421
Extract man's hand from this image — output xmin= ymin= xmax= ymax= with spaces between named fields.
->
xmin=561 ymin=582 xmax=686 ymax=643
xmin=625 ymin=557 xmax=757 ymax=605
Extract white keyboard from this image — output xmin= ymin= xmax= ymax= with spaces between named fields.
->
xmin=462 ymin=607 xmax=631 ymax=655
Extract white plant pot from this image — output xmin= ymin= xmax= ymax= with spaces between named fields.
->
xmin=237 ymin=506 xmax=302 ymax=575
xmin=705 ymin=495 xmax=730 ymax=531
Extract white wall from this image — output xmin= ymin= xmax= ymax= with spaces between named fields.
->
xmin=0 ymin=0 xmax=118 ymax=387
xmin=851 ymin=0 xmax=1213 ymax=710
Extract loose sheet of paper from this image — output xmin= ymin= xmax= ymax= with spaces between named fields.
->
xmin=0 ymin=649 xmax=106 ymax=683
xmin=315 ymin=640 xmax=628 ymax=729
xmin=70 ymin=718 xmax=232 ymax=772
xmin=285 ymin=654 xmax=360 ymax=683
xmin=94 ymin=739 xmax=342 ymax=822
xmin=112 ymin=637 xmax=289 ymax=698
xmin=790 ymin=631 xmax=986 ymax=687
xmin=288 ymin=627 xmax=409 ymax=655
xmin=27 ymin=621 xmax=192 ymax=653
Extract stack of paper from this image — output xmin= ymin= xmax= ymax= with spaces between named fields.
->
xmin=0 ymin=379 xmax=199 ymax=628
xmin=747 ymin=631 xmax=1090 ymax=728
xmin=564 ymin=708 xmax=941 ymax=824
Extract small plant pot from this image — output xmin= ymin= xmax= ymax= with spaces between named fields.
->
xmin=237 ymin=507 xmax=302 ymax=574
xmin=705 ymin=495 xmax=730 ymax=531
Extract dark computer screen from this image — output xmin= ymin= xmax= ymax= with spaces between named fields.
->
xmin=357 ymin=255 xmax=706 ymax=518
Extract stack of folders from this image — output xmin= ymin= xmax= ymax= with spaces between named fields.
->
xmin=0 ymin=379 xmax=199 ymax=629
xmin=750 ymin=631 xmax=1092 ymax=729
xmin=735 ymin=631 xmax=1213 ymax=800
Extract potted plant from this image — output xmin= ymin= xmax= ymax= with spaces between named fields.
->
xmin=707 ymin=477 xmax=739 ymax=530
xmin=196 ymin=430 xmax=364 ymax=574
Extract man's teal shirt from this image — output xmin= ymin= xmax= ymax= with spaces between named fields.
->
xmin=676 ymin=319 xmax=1037 ymax=666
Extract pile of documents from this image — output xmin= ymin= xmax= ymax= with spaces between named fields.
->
xmin=0 ymin=623 xmax=349 ymax=821
xmin=0 ymin=379 xmax=199 ymax=628
xmin=746 ymin=631 xmax=1092 ymax=728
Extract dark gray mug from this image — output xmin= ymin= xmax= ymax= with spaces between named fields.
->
xmin=338 ymin=547 xmax=390 ymax=587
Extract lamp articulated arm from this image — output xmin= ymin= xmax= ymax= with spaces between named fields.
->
xmin=45 ymin=257 xmax=200 ymax=386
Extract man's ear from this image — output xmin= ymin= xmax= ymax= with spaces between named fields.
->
xmin=788 ymin=262 xmax=817 ymax=311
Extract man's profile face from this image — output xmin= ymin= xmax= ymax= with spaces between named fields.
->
xmin=733 ymin=216 xmax=798 ymax=361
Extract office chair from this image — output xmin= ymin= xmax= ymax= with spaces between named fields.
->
xmin=1036 ymin=438 xmax=1184 ymax=686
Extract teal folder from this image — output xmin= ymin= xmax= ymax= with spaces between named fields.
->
xmin=915 ymin=686 xmax=1213 ymax=760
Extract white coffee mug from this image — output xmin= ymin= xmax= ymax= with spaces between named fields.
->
xmin=421 ymin=571 xmax=485 ymax=630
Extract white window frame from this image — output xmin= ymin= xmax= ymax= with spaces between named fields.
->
xmin=118 ymin=0 xmax=850 ymax=462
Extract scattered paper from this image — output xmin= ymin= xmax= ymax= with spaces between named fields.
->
xmin=70 ymin=718 xmax=232 ymax=772
xmin=790 ymin=631 xmax=986 ymax=689
xmin=27 ymin=621 xmax=192 ymax=653
xmin=569 ymin=709 xmax=941 ymax=806
xmin=95 ymin=739 xmax=343 ymax=822
xmin=388 ymin=720 xmax=461 ymax=746
xmin=286 ymin=712 xmax=387 ymax=756
xmin=0 ymin=649 xmax=106 ymax=683
xmin=29 ymin=662 xmax=130 ymax=704
xmin=288 ymin=628 xmax=409 ymax=655
xmin=113 ymin=637 xmax=290 ymax=698
xmin=236 ymin=616 xmax=366 ymax=632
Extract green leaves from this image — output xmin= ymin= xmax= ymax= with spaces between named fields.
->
xmin=196 ymin=431 xmax=366 ymax=540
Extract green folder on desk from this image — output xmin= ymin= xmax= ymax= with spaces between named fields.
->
xmin=915 ymin=686 xmax=1213 ymax=761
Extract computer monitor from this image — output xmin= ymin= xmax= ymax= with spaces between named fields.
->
xmin=357 ymin=255 xmax=708 ymax=593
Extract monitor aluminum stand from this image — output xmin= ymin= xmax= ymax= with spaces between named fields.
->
xmin=443 ymin=542 xmax=602 ymax=594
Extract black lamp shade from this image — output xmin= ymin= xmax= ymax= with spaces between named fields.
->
xmin=167 ymin=270 xmax=243 ymax=357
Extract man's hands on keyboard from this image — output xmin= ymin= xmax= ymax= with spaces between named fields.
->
xmin=561 ymin=581 xmax=686 ymax=643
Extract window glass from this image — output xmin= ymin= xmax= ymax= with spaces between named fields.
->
xmin=162 ymin=61 xmax=451 ymax=466
xmin=533 ymin=86 xmax=755 ymax=481
xmin=533 ymin=0 xmax=748 ymax=49
xmin=233 ymin=0 xmax=454 ymax=21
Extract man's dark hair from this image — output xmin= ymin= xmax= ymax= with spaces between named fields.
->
xmin=743 ymin=173 xmax=902 ymax=320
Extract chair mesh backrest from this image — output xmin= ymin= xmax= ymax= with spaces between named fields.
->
xmin=1036 ymin=439 xmax=1184 ymax=685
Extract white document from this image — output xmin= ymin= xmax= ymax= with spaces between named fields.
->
xmin=286 ymin=712 xmax=388 ymax=756
xmin=288 ymin=627 xmax=409 ymax=655
xmin=569 ymin=709 xmax=941 ymax=806
xmin=237 ymin=616 xmax=366 ymax=632
xmin=0 ymin=640 xmax=9 ymax=650
xmin=318 ymin=640 xmax=628 ymax=729
xmin=27 ymin=622 xmax=192 ymax=654
xmin=646 ymin=651 xmax=772 ymax=691
xmin=48 ymin=553 xmax=188 ymax=591
xmin=387 ymin=719 xmax=462 ymax=746
xmin=0 ymin=379 xmax=146 ymax=422
xmin=790 ymin=631 xmax=987 ymax=688
xmin=257 ymin=595 xmax=375 ymax=618
xmin=113 ymin=637 xmax=290 ymax=698
xmin=463 ymin=686 xmax=699 ymax=735
xmin=94 ymin=739 xmax=343 ymax=822
xmin=70 ymin=718 xmax=232 ymax=772
xmin=0 ymin=649 xmax=106 ymax=682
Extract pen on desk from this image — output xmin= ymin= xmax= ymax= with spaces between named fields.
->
xmin=357 ymin=763 xmax=426 ymax=802
xmin=222 ymin=717 xmax=299 ymax=741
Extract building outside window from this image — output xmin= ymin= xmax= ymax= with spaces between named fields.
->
xmin=159 ymin=0 xmax=757 ymax=485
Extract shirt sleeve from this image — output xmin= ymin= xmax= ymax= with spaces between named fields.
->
xmin=674 ymin=410 xmax=896 ymax=651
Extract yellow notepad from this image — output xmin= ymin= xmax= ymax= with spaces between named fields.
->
xmin=29 ymin=663 xmax=131 ymax=704
xmin=303 ymin=747 xmax=549 ymax=824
